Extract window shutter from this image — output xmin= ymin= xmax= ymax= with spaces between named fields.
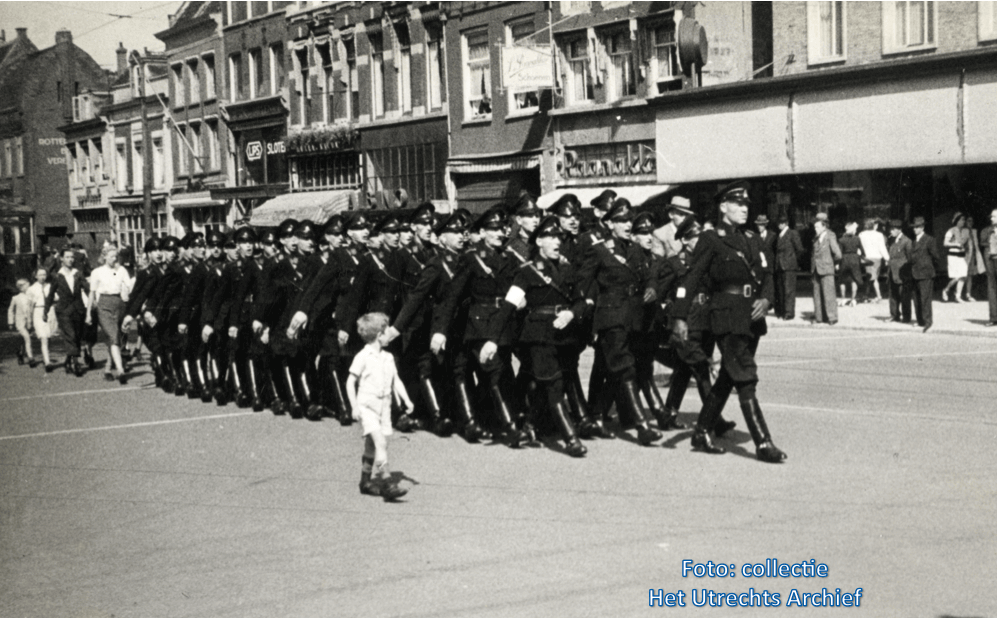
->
xmin=807 ymin=1 xmax=821 ymax=63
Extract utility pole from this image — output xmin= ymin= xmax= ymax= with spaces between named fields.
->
xmin=139 ymin=58 xmax=153 ymax=238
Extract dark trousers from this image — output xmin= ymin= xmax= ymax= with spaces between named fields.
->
xmin=888 ymin=277 xmax=912 ymax=322
xmin=774 ymin=270 xmax=797 ymax=319
xmin=986 ymin=263 xmax=997 ymax=323
xmin=56 ymin=309 xmax=84 ymax=356
xmin=811 ymin=273 xmax=838 ymax=323
xmin=912 ymin=278 xmax=933 ymax=327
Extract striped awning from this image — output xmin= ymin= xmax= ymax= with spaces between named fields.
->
xmin=448 ymin=153 xmax=541 ymax=175
xmin=249 ymin=189 xmax=357 ymax=227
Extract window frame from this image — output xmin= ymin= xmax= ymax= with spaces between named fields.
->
xmin=369 ymin=31 xmax=386 ymax=119
xmin=202 ymin=53 xmax=216 ymax=99
xmin=882 ymin=0 xmax=937 ymax=55
xmin=229 ymin=53 xmax=244 ymax=101
xmin=426 ymin=23 xmax=445 ymax=112
xmin=316 ymin=41 xmax=334 ymax=123
xmin=394 ymin=22 xmax=413 ymax=115
xmin=293 ymin=46 xmax=310 ymax=126
xmin=562 ymin=35 xmax=594 ymax=106
xmin=980 ymin=1 xmax=997 ymax=42
xmin=248 ymin=48 xmax=264 ymax=99
xmin=171 ymin=63 xmax=185 ymax=107
xmin=186 ymin=57 xmax=201 ymax=104
xmin=807 ymin=1 xmax=847 ymax=65
xmin=14 ymin=136 xmax=23 ymax=177
xmin=647 ymin=18 xmax=681 ymax=93
xmin=462 ymin=27 xmax=492 ymax=122
xmin=505 ymin=17 xmax=541 ymax=116
xmin=602 ymin=28 xmax=636 ymax=102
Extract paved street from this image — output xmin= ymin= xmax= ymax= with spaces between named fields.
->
xmin=1 ymin=325 xmax=995 ymax=618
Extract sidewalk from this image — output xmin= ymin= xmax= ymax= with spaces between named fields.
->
xmin=769 ymin=295 xmax=997 ymax=337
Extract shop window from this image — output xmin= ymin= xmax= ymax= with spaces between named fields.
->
xmin=249 ymin=48 xmax=264 ymax=99
xmin=980 ymin=1 xmax=997 ymax=41
xmin=395 ymin=23 xmax=413 ymax=114
xmin=364 ymin=141 xmax=447 ymax=203
xmin=0 ymin=214 xmax=33 ymax=254
xmin=229 ymin=53 xmax=244 ymax=101
xmin=203 ymin=53 xmax=216 ymax=99
xmin=317 ymin=41 xmax=334 ymax=122
xmin=650 ymin=21 xmax=680 ymax=93
xmin=565 ymin=38 xmax=593 ymax=105
xmin=883 ymin=1 xmax=936 ymax=53
xmin=369 ymin=32 xmax=386 ymax=118
xmin=171 ymin=63 xmax=184 ymax=107
xmin=294 ymin=152 xmax=360 ymax=190
xmin=186 ymin=58 xmax=201 ymax=104
xmin=808 ymin=1 xmax=846 ymax=63
xmin=270 ymin=44 xmax=285 ymax=96
xmin=604 ymin=29 xmax=636 ymax=101
xmin=506 ymin=18 xmax=539 ymax=112
xmin=463 ymin=28 xmax=491 ymax=120
xmin=426 ymin=24 xmax=445 ymax=111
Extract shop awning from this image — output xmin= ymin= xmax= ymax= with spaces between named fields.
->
xmin=249 ymin=190 xmax=357 ymax=227
xmin=537 ymin=185 xmax=671 ymax=210
xmin=169 ymin=191 xmax=227 ymax=210
xmin=448 ymin=153 xmax=542 ymax=175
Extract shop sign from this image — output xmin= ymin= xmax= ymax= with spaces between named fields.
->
xmin=241 ymin=125 xmax=287 ymax=185
xmin=503 ymin=46 xmax=553 ymax=91
xmin=560 ymin=140 xmax=656 ymax=179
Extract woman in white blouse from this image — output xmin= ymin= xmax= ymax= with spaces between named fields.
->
xmin=87 ymin=246 xmax=130 ymax=382
xmin=25 ymin=267 xmax=57 ymax=371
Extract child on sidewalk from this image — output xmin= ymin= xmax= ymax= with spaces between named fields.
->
xmin=347 ymin=312 xmax=412 ymax=501
xmin=7 ymin=278 xmax=36 ymax=367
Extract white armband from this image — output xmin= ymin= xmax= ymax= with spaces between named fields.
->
xmin=676 ymin=287 xmax=686 ymax=299
xmin=504 ymin=285 xmax=526 ymax=307
xmin=760 ymin=253 xmax=768 ymax=268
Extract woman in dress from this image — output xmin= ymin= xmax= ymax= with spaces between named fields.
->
xmin=87 ymin=246 xmax=130 ymax=382
xmin=25 ymin=267 xmax=56 ymax=371
xmin=964 ymin=215 xmax=985 ymax=301
xmin=837 ymin=221 xmax=865 ymax=307
xmin=942 ymin=213 xmax=970 ymax=302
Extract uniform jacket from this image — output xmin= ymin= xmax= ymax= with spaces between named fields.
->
xmin=661 ymin=250 xmax=709 ymax=333
xmin=147 ymin=261 xmax=185 ymax=324
xmin=672 ymin=222 xmax=774 ymax=337
xmin=337 ymin=247 xmax=400 ymax=332
xmin=397 ymin=248 xmax=465 ymax=339
xmin=124 ymin=263 xmax=163 ymax=318
xmin=494 ymin=256 xmax=587 ymax=346
xmin=910 ymin=233 xmax=940 ymax=281
xmin=887 ymin=234 xmax=913 ymax=282
xmin=980 ymin=225 xmax=997 ymax=269
xmin=177 ymin=260 xmax=208 ymax=328
xmin=577 ymin=236 xmax=655 ymax=333
xmin=775 ymin=228 xmax=804 ymax=271
xmin=200 ymin=257 xmax=230 ymax=331
xmin=811 ymin=230 xmax=842 ymax=276
xmin=438 ymin=241 xmax=518 ymax=344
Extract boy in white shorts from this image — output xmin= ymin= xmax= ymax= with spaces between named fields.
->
xmin=347 ymin=312 xmax=413 ymax=501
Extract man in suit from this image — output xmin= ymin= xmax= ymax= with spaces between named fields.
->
xmin=45 ymin=247 xmax=90 ymax=376
xmin=886 ymin=219 xmax=913 ymax=323
xmin=910 ymin=216 xmax=940 ymax=332
xmin=774 ymin=215 xmax=804 ymax=320
xmin=980 ymin=207 xmax=997 ymax=326
xmin=754 ymin=214 xmax=777 ymax=268
xmin=810 ymin=213 xmax=841 ymax=325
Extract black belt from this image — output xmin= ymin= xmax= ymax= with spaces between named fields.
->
xmin=948 ymin=250 xmax=966 ymax=257
xmin=474 ymin=297 xmax=506 ymax=308
xmin=531 ymin=304 xmax=568 ymax=315
xmin=718 ymin=284 xmax=754 ymax=298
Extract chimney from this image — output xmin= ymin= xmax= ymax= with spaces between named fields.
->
xmin=116 ymin=42 xmax=127 ymax=73
xmin=55 ymin=28 xmax=72 ymax=45
xmin=16 ymin=27 xmax=27 ymax=40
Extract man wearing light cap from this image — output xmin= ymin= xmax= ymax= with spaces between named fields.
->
xmin=652 ymin=195 xmax=695 ymax=258
xmin=671 ymin=180 xmax=786 ymax=463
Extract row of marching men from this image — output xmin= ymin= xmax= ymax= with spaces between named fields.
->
xmin=123 ymin=183 xmax=786 ymax=462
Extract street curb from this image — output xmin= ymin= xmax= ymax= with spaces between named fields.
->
xmin=767 ymin=319 xmax=997 ymax=339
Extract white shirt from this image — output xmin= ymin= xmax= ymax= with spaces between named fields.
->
xmin=90 ymin=264 xmax=130 ymax=298
xmin=59 ymin=266 xmax=76 ymax=294
xmin=858 ymin=230 xmax=889 ymax=261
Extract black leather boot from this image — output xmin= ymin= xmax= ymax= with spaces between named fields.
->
xmin=421 ymin=377 xmax=452 ymax=437
xmin=247 ymin=359 xmax=265 ymax=412
xmin=172 ymin=354 xmax=188 ymax=397
xmin=490 ymin=384 xmax=526 ymax=448
xmin=566 ymin=373 xmax=606 ymax=439
xmin=73 ymin=355 xmax=85 ymax=377
xmin=183 ymin=358 xmax=201 ymax=400
xmin=621 ymin=380 xmax=661 ymax=446
xmin=64 ymin=355 xmax=74 ymax=374
xmin=330 ymin=367 xmax=351 ymax=425
xmin=653 ymin=371 xmax=688 ymax=431
xmin=552 ymin=398 xmax=587 ymax=458
xmin=157 ymin=354 xmax=175 ymax=392
xmin=455 ymin=379 xmax=488 ymax=443
xmin=740 ymin=398 xmax=787 ymax=463
xmin=300 ymin=367 xmax=327 ymax=421
xmin=690 ymin=388 xmax=727 ymax=454
xmin=282 ymin=362 xmax=303 ymax=419
xmin=198 ymin=355 xmax=214 ymax=403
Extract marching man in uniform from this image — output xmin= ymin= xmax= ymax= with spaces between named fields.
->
xmin=671 ymin=181 xmax=787 ymax=463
